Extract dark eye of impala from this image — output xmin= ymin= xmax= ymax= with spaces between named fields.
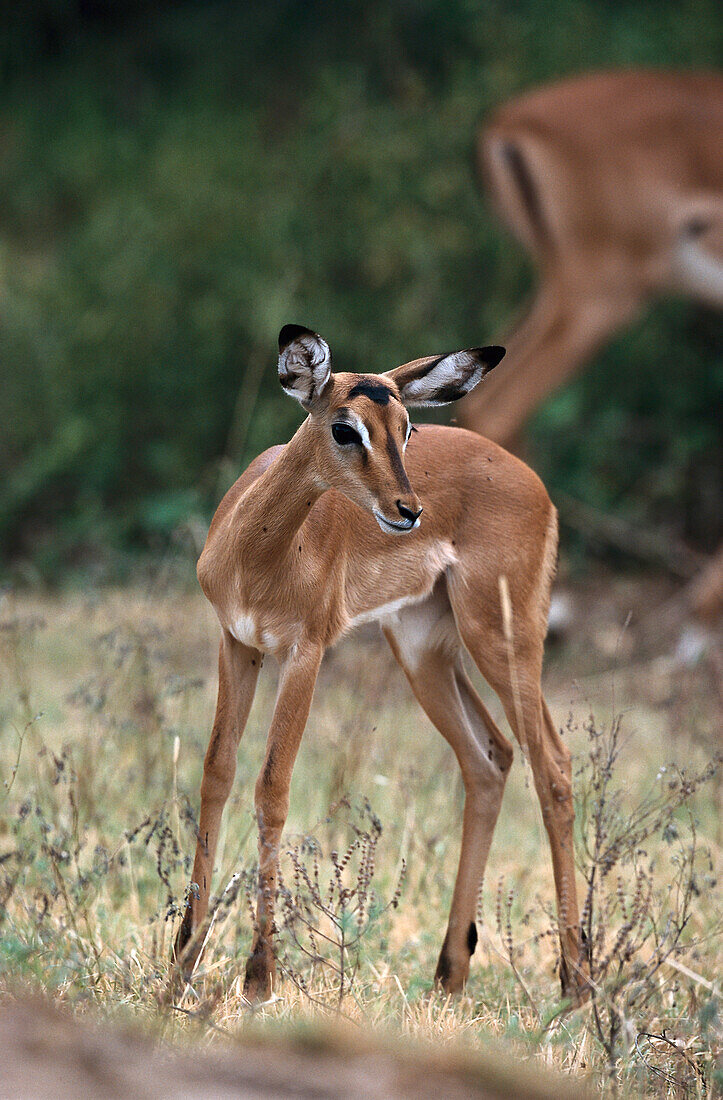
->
xmin=331 ymin=423 xmax=362 ymax=447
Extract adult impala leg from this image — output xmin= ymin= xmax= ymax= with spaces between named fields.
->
xmin=384 ymin=589 xmax=513 ymax=994
xmin=173 ymin=631 xmax=261 ymax=973
xmin=459 ymin=281 xmax=632 ymax=447
xmin=244 ymin=642 xmax=323 ymax=1002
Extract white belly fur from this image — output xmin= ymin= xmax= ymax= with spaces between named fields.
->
xmin=229 ymin=611 xmax=282 ymax=652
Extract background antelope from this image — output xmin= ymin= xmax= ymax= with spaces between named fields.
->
xmin=460 ymin=69 xmax=723 ymax=449
xmin=460 ymin=70 xmax=723 ymax=624
xmin=174 ymin=325 xmax=588 ymax=1004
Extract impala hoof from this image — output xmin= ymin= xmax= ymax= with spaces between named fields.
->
xmin=434 ymin=925 xmax=477 ymax=994
xmin=560 ymin=953 xmax=592 ymax=1007
xmin=434 ymin=949 xmax=470 ymax=995
xmin=243 ymin=943 xmax=275 ymax=1004
xmin=561 ymin=978 xmax=592 ymax=1008
xmin=171 ymin=910 xmax=198 ymax=974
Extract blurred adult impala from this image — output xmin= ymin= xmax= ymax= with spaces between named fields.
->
xmin=460 ymin=70 xmax=723 ymax=621
xmin=461 ymin=70 xmax=723 ymax=446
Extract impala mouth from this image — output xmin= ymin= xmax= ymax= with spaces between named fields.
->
xmin=373 ymin=511 xmax=420 ymax=535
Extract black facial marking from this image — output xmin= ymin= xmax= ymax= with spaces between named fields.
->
xmin=347 ymin=379 xmax=396 ymax=405
xmin=386 ymin=427 xmax=412 ymax=493
xmin=467 ymin=921 xmax=478 ymax=956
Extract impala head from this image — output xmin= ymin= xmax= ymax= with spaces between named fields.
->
xmin=278 ymin=324 xmax=505 ymax=533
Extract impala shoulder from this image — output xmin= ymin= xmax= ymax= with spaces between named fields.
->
xmin=421 ymin=424 xmax=553 ymax=506
xmin=239 ymin=444 xmax=287 ymax=490
xmin=207 ymin=445 xmax=287 ymax=532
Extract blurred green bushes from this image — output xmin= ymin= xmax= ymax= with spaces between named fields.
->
xmin=0 ymin=1 xmax=720 ymax=575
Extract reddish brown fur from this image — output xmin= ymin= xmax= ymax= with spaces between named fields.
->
xmin=461 ymin=70 xmax=723 ymax=445
xmin=175 ymin=350 xmax=589 ymax=1004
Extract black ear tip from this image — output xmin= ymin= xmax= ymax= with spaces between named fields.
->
xmin=473 ymin=345 xmax=506 ymax=370
xmin=278 ymin=323 xmax=312 ymax=352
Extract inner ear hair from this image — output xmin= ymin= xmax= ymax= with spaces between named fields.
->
xmin=277 ymin=324 xmax=332 ymax=407
xmin=389 ymin=345 xmax=505 ymax=407
xmin=278 ymin=324 xmax=317 ymax=353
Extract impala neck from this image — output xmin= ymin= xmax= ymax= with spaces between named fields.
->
xmin=236 ymin=416 xmax=326 ymax=562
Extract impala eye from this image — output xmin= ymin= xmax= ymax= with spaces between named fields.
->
xmin=332 ymin=423 xmax=362 ymax=447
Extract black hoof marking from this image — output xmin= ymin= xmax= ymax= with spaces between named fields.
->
xmin=467 ymin=920 xmax=478 ymax=956
xmin=435 ymin=943 xmax=452 ymax=986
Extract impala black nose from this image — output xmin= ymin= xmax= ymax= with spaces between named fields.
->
xmin=397 ymin=500 xmax=422 ymax=524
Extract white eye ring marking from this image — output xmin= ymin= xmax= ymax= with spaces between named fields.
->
xmin=343 ymin=410 xmax=371 ymax=450
xmin=403 ymin=419 xmax=412 ymax=451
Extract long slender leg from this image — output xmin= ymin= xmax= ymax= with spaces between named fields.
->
xmin=384 ymin=584 xmax=514 ymax=993
xmin=174 ymin=630 xmax=261 ymax=971
xmin=458 ymin=279 xmax=632 ymax=447
xmin=537 ymin=696 xmax=589 ymax=997
xmin=452 ymin=601 xmax=589 ymax=1001
xmin=244 ymin=642 xmax=323 ymax=1002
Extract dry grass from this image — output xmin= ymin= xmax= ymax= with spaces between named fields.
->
xmin=0 ymin=571 xmax=720 ymax=1097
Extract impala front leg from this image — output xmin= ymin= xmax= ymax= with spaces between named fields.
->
xmin=174 ymin=632 xmax=261 ymax=974
xmin=244 ymin=642 xmax=323 ymax=1002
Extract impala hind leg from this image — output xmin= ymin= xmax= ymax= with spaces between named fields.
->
xmin=173 ymin=631 xmax=261 ymax=974
xmin=244 ymin=643 xmax=323 ymax=1003
xmin=453 ymin=605 xmax=589 ymax=1002
xmin=384 ymin=586 xmax=513 ymax=994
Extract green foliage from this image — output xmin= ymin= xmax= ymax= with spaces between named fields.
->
xmin=0 ymin=1 xmax=720 ymax=572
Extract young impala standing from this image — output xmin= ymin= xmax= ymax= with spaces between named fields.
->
xmin=174 ymin=325 xmax=589 ymax=1003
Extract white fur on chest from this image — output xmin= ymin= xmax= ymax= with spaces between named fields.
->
xmin=229 ymin=610 xmax=282 ymax=652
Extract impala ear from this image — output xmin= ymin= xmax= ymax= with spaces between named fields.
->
xmin=385 ymin=346 xmax=505 ymax=408
xmin=278 ymin=324 xmax=332 ymax=408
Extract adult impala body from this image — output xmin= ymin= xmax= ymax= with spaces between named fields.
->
xmin=460 ymin=69 xmax=723 ymax=446
xmin=175 ymin=326 xmax=588 ymax=1002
